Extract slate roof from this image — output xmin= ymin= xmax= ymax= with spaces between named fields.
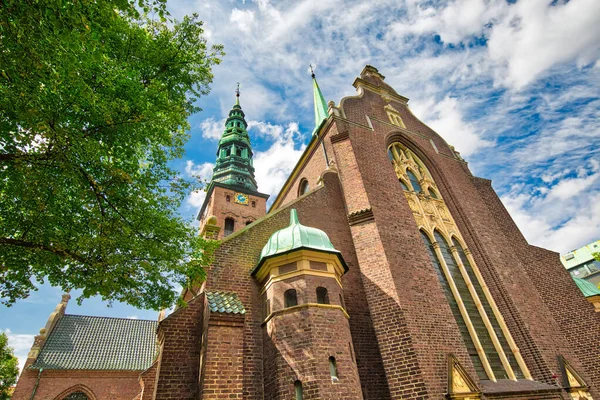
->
xmin=30 ymin=315 xmax=158 ymax=370
xmin=206 ymin=291 xmax=246 ymax=315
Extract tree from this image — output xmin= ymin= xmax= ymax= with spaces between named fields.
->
xmin=0 ymin=0 xmax=223 ymax=309
xmin=0 ymin=332 xmax=18 ymax=399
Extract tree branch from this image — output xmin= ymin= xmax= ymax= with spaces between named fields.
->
xmin=0 ymin=237 xmax=87 ymax=264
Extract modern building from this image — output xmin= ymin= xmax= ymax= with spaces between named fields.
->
xmin=561 ymin=240 xmax=600 ymax=287
xmin=13 ymin=66 xmax=600 ymax=400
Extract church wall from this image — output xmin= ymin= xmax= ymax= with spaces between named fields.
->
xmin=153 ymin=294 xmax=204 ymax=400
xmin=203 ymin=171 xmax=390 ymax=399
xmin=330 ymin=113 xmax=464 ymax=398
xmin=12 ymin=370 xmax=141 ymax=400
xmin=335 ymin=74 xmax=594 ymax=398
xmin=474 ymin=177 xmax=600 ymax=396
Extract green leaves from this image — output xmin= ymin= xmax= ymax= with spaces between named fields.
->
xmin=0 ymin=332 xmax=18 ymax=400
xmin=0 ymin=0 xmax=223 ymax=310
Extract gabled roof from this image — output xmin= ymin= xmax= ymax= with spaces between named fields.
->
xmin=30 ymin=315 xmax=158 ymax=370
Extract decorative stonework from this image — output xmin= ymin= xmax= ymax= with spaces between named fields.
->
xmin=558 ymin=355 xmax=594 ymax=400
xmin=447 ymin=354 xmax=481 ymax=399
xmin=348 ymin=208 xmax=374 ymax=226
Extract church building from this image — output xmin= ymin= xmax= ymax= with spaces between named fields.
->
xmin=13 ymin=65 xmax=600 ymax=400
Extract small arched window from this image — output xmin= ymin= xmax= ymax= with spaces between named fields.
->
xmin=64 ymin=392 xmax=89 ymax=400
xmin=407 ymin=170 xmax=422 ymax=193
xmin=316 ymin=287 xmax=329 ymax=304
xmin=246 ymin=220 xmax=253 ymax=226
xmin=284 ymin=289 xmax=298 ymax=308
xmin=226 ymin=194 xmax=231 ymax=202
xmin=294 ymin=380 xmax=303 ymax=400
xmin=329 ymin=356 xmax=339 ymax=381
xmin=428 ymin=188 xmax=438 ymax=199
xmin=298 ymin=179 xmax=310 ymax=196
xmin=236 ymin=147 xmax=242 ymax=157
xmin=224 ymin=218 xmax=235 ymax=236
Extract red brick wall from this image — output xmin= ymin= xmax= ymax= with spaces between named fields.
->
xmin=154 ymin=294 xmax=204 ymax=400
xmin=203 ymin=172 xmax=390 ymax=399
xmin=264 ymin=305 xmax=363 ymax=399
xmin=474 ymin=177 xmax=600 ymax=397
xmin=200 ymin=314 xmax=245 ymax=399
xmin=12 ymin=370 xmax=141 ymax=400
xmin=139 ymin=361 xmax=157 ymax=400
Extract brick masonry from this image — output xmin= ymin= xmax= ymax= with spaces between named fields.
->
xmin=15 ymin=66 xmax=600 ymax=399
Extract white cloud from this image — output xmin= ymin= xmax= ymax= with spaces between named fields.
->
xmin=253 ymin=123 xmax=306 ymax=201
xmin=126 ymin=315 xmax=139 ymax=319
xmin=230 ymin=8 xmax=255 ymax=34
xmin=199 ymin=117 xmax=224 ymax=141
xmin=411 ymin=96 xmax=493 ymax=156
xmin=3 ymin=328 xmax=35 ymax=373
xmin=185 ymin=160 xmax=214 ymax=181
xmin=487 ymin=0 xmax=600 ymax=89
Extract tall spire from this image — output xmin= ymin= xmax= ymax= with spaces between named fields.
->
xmin=311 ymin=65 xmax=328 ymax=129
xmin=210 ymin=86 xmax=258 ymax=192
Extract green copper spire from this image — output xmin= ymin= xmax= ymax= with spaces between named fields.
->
xmin=311 ymin=66 xmax=328 ymax=129
xmin=211 ymin=87 xmax=258 ymax=191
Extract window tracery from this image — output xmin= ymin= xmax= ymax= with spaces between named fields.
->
xmin=388 ymin=141 xmax=531 ymax=382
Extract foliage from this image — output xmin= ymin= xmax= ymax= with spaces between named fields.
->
xmin=0 ymin=0 xmax=223 ymax=309
xmin=0 ymin=332 xmax=18 ymax=399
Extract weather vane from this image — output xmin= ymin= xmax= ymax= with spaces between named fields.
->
xmin=235 ymin=82 xmax=240 ymax=97
xmin=309 ymin=64 xmax=315 ymax=78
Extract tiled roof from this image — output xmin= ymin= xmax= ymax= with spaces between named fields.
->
xmin=206 ymin=291 xmax=246 ymax=315
xmin=30 ymin=315 xmax=157 ymax=370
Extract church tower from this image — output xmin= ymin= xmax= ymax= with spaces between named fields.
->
xmin=197 ymin=87 xmax=269 ymax=239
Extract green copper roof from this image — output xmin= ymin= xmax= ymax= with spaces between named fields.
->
xmin=30 ymin=315 xmax=157 ymax=370
xmin=253 ymin=209 xmax=348 ymax=275
xmin=206 ymin=291 xmax=246 ymax=315
xmin=312 ymin=73 xmax=328 ymax=130
xmin=573 ymin=277 xmax=600 ymax=298
xmin=211 ymin=90 xmax=258 ymax=191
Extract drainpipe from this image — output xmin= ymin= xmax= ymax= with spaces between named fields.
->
xmin=29 ymin=368 xmax=43 ymax=400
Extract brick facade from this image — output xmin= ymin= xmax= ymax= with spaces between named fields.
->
xmin=14 ymin=65 xmax=600 ymax=399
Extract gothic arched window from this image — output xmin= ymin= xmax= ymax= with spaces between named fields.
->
xmin=389 ymin=141 xmax=530 ymax=382
xmin=284 ymin=289 xmax=298 ymax=308
xmin=224 ymin=218 xmax=235 ymax=236
xmin=294 ymin=380 xmax=303 ymax=400
xmin=63 ymin=392 xmax=89 ymax=400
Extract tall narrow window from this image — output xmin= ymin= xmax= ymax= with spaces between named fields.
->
xmin=452 ymin=238 xmax=524 ymax=378
xmin=329 ymin=356 xmax=338 ymax=381
xmin=407 ymin=170 xmax=422 ymax=193
xmin=316 ymin=287 xmax=329 ymax=304
xmin=420 ymin=231 xmax=486 ymax=379
xmin=224 ymin=218 xmax=235 ymax=236
xmin=294 ymin=380 xmax=303 ymax=400
xmin=434 ymin=230 xmax=506 ymax=379
xmin=285 ymin=289 xmax=298 ymax=308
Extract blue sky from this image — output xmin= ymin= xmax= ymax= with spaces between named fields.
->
xmin=3 ymin=0 xmax=600 ymax=372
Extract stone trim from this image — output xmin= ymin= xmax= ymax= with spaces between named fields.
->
xmin=262 ymin=303 xmax=349 ymax=325
xmin=348 ymin=208 xmax=374 ymax=226
xmin=330 ymin=131 xmax=350 ymax=144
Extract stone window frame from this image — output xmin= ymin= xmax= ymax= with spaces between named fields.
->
xmin=298 ymin=178 xmax=310 ymax=197
xmin=224 ymin=217 xmax=235 ymax=236
xmin=284 ymin=288 xmax=298 ymax=308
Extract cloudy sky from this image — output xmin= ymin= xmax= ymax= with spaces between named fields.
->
xmin=3 ymin=0 xmax=600 ymax=372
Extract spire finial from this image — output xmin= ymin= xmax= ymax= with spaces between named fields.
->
xmin=290 ymin=209 xmax=299 ymax=225
xmin=311 ymin=66 xmax=328 ymax=129
xmin=235 ymin=82 xmax=240 ymax=106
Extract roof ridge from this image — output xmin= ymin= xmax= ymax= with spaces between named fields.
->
xmin=63 ymin=314 xmax=157 ymax=323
